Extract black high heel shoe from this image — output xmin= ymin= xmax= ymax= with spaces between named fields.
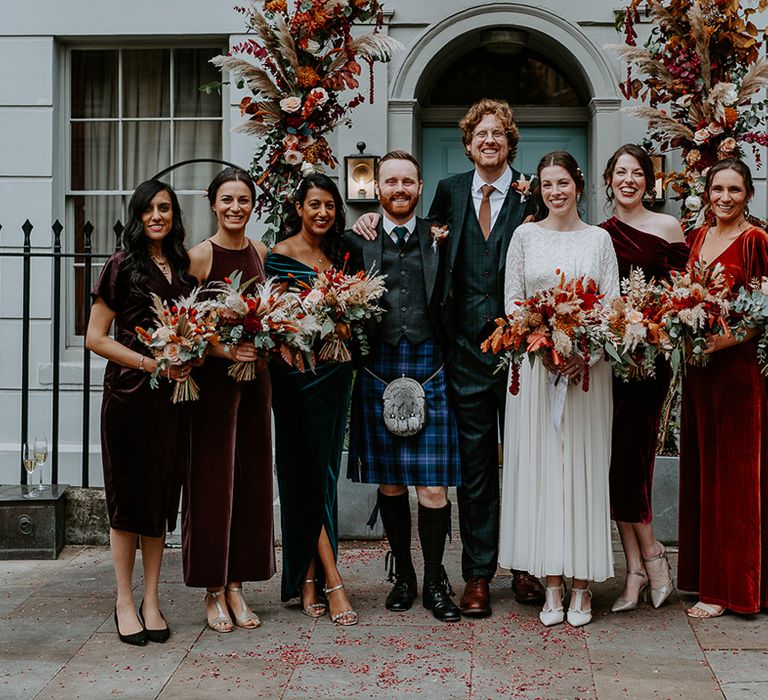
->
xmin=138 ymin=599 xmax=171 ymax=643
xmin=114 ymin=607 xmax=148 ymax=646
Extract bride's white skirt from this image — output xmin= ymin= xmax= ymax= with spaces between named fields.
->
xmin=499 ymin=358 xmax=614 ymax=582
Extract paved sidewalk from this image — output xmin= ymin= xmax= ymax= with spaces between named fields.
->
xmin=1 ymin=534 xmax=767 ymax=699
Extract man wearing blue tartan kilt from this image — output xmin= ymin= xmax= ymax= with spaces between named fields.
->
xmin=346 ymin=151 xmax=462 ymax=622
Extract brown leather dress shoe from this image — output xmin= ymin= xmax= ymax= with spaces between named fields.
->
xmin=459 ymin=576 xmax=492 ymax=617
xmin=512 ymin=571 xmax=545 ymax=605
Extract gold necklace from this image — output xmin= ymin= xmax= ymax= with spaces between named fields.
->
xmin=151 ymin=255 xmax=170 ymax=276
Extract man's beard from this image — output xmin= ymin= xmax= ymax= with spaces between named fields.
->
xmin=381 ymin=193 xmax=418 ymax=220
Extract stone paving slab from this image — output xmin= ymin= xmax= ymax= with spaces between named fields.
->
xmin=0 ymin=542 xmax=767 ymax=699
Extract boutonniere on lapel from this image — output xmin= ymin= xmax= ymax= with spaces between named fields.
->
xmin=511 ymin=174 xmax=535 ymax=203
xmin=430 ymin=224 xmax=449 ymax=253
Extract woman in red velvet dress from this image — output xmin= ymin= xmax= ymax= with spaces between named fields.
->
xmin=600 ymin=145 xmax=688 ymax=613
xmin=87 ymin=180 xmax=194 ymax=645
xmin=184 ymin=167 xmax=275 ymax=632
xmin=679 ymin=157 xmax=768 ymax=618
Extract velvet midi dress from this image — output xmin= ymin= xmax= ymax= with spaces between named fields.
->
xmin=182 ymin=241 xmax=275 ymax=588
xmin=92 ymin=251 xmax=192 ymax=537
xmin=678 ymin=225 xmax=768 ymax=613
xmin=601 ymin=217 xmax=689 ymax=523
xmin=265 ymin=252 xmax=354 ymax=602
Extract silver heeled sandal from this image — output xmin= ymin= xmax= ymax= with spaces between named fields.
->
xmin=644 ymin=544 xmax=674 ymax=609
xmin=566 ymin=588 xmax=592 ymax=627
xmin=225 ymin=585 xmax=261 ymax=629
xmin=324 ymin=583 xmax=358 ymax=626
xmin=611 ymin=570 xmax=649 ymax=613
xmin=301 ymin=578 xmax=327 ymax=618
xmin=539 ymin=584 xmax=565 ymax=627
xmin=205 ymin=589 xmax=233 ymax=633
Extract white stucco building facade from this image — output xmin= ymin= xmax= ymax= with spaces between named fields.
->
xmin=1 ymin=1 xmax=766 ymax=485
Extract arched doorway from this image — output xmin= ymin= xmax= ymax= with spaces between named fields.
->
xmin=387 ymin=4 xmax=622 ymax=217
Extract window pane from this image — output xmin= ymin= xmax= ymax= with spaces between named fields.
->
xmin=175 ymin=48 xmax=222 ymax=118
xmin=123 ymin=49 xmax=170 ymax=118
xmin=426 ymin=47 xmax=584 ymax=107
xmin=123 ymin=121 xmax=171 ymax=189
xmin=71 ymin=121 xmax=119 ymax=190
xmin=71 ymin=50 xmax=118 ymax=118
xmin=172 ymin=120 xmax=223 ymax=190
xmin=178 ymin=194 xmax=215 ymax=247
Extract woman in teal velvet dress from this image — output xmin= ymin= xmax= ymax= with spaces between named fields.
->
xmin=266 ymin=174 xmax=357 ymax=626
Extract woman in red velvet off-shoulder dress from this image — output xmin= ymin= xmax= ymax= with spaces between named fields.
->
xmin=679 ymin=158 xmax=768 ymax=618
xmin=599 ymin=145 xmax=689 ymax=613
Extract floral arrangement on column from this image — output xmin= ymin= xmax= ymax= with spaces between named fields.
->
xmin=211 ymin=0 xmax=402 ymax=243
xmin=610 ymin=0 xmax=768 ymax=228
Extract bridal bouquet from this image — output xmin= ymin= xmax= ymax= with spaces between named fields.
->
xmin=731 ymin=276 xmax=768 ymax=375
xmin=604 ymin=268 xmax=669 ymax=381
xmin=481 ymin=271 xmax=605 ymax=395
xmin=209 ymin=271 xmax=318 ymax=381
xmin=135 ymin=289 xmax=217 ymax=403
xmin=298 ymin=256 xmax=387 ymax=363
xmin=658 ymin=261 xmax=733 ymax=372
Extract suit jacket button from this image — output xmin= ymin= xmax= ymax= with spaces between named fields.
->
xmin=401 ymin=306 xmax=407 ymax=312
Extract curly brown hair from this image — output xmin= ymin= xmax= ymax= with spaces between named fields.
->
xmin=458 ymin=99 xmax=519 ymax=164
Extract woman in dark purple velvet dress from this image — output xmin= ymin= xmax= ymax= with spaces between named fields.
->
xmin=87 ymin=180 xmax=194 ymax=645
xmin=599 ymin=145 xmax=689 ymax=613
xmin=184 ymin=167 xmax=275 ymax=633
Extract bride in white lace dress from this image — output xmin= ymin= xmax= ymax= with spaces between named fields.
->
xmin=498 ymin=151 xmax=620 ymax=628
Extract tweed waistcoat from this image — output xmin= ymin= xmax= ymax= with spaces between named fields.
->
xmin=377 ymin=232 xmax=435 ymax=346
xmin=454 ymin=199 xmax=502 ymax=339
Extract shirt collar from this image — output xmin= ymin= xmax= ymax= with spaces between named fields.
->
xmin=382 ymin=214 xmax=417 ymax=235
xmin=472 ymin=165 xmax=512 ymax=195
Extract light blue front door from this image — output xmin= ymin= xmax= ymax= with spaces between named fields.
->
xmin=420 ymin=125 xmax=589 ymax=218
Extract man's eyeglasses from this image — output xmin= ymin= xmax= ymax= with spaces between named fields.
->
xmin=472 ymin=130 xmax=506 ymax=142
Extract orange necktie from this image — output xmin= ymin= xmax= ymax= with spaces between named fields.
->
xmin=479 ymin=184 xmax=495 ymax=239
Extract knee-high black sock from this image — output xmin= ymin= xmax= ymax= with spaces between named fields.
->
xmin=378 ymin=490 xmax=415 ymax=580
xmin=418 ymin=501 xmax=451 ymax=583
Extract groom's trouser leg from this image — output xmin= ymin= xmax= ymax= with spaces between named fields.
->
xmin=447 ymin=351 xmax=506 ymax=582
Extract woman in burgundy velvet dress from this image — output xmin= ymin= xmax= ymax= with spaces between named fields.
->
xmin=184 ymin=167 xmax=275 ymax=632
xmin=87 ymin=180 xmax=194 ymax=645
xmin=679 ymin=158 xmax=768 ymax=618
xmin=599 ymin=145 xmax=688 ymax=613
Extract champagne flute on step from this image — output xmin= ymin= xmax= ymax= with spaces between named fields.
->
xmin=34 ymin=436 xmax=48 ymax=491
xmin=22 ymin=443 xmax=38 ymax=499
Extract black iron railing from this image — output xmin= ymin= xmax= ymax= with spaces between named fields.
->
xmin=0 ymin=219 xmax=123 ymax=487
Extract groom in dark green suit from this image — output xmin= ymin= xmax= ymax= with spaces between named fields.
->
xmin=352 ymin=99 xmax=543 ymax=617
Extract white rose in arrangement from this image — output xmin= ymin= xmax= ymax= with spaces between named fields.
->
xmin=303 ymin=288 xmax=323 ymax=307
xmin=282 ymin=134 xmax=299 ymax=148
xmin=708 ymin=122 xmax=724 ymax=137
xmin=300 ymin=161 xmax=317 ymax=177
xmin=626 ymin=309 xmax=645 ymax=325
xmin=720 ymin=83 xmax=738 ymax=106
xmin=308 ymin=87 xmax=329 ymax=105
xmin=693 ymin=128 xmax=710 ymax=145
xmin=685 ymin=195 xmax=702 ymax=212
xmin=279 ymin=96 xmax=302 ymax=113
xmin=284 ymin=149 xmax=304 ymax=165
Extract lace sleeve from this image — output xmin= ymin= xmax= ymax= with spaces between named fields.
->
xmin=504 ymin=226 xmax=526 ymax=315
xmin=598 ymin=229 xmax=620 ymax=301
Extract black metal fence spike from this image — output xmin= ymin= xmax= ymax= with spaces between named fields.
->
xmin=52 ymin=220 xmax=63 ymax=248
xmin=22 ymin=219 xmax=33 ymax=246
xmin=113 ymin=220 xmax=124 ymax=251
xmin=83 ymin=221 xmax=94 ymax=247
